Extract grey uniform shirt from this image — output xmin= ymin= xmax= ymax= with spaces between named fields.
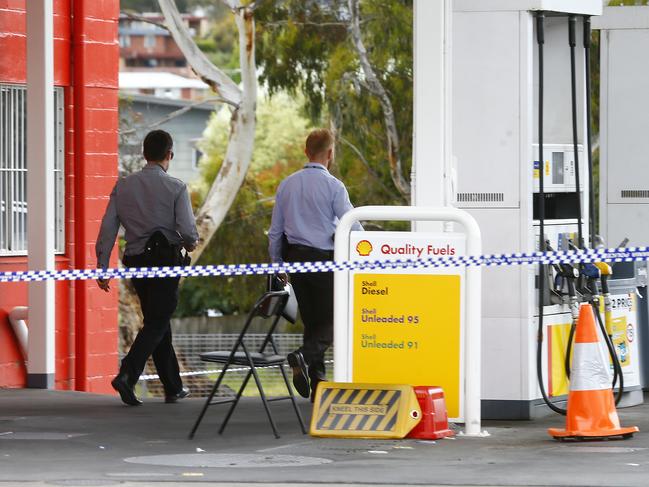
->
xmin=268 ymin=162 xmax=363 ymax=263
xmin=95 ymin=164 xmax=199 ymax=270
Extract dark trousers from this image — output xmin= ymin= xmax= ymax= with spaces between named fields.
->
xmin=286 ymin=244 xmax=334 ymax=382
xmin=121 ymin=248 xmax=183 ymax=396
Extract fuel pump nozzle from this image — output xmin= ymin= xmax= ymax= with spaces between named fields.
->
xmin=563 ymin=247 xmax=623 ymax=401
xmin=567 ymin=240 xmax=600 ymax=297
xmin=545 ymin=240 xmax=580 ymax=312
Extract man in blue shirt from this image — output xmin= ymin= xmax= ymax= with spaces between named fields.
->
xmin=269 ymin=129 xmax=362 ymax=400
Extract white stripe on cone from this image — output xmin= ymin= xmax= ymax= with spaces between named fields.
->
xmin=570 ymin=342 xmax=612 ymax=392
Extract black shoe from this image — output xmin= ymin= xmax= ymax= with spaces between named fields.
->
xmin=287 ymin=351 xmax=310 ymax=398
xmin=111 ymin=373 xmax=142 ymax=406
xmin=165 ymin=387 xmax=190 ymax=403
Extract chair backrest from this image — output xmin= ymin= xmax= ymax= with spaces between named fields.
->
xmin=256 ymin=290 xmax=289 ymax=319
xmin=232 ymin=290 xmax=291 ymax=354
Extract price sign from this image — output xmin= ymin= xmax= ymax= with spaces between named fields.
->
xmin=349 ymin=232 xmax=465 ymax=420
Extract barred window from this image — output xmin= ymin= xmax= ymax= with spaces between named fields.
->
xmin=0 ymin=83 xmax=65 ymax=255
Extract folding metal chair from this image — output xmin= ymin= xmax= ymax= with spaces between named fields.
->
xmin=188 ymin=289 xmax=307 ymax=439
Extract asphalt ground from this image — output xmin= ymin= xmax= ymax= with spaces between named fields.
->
xmin=0 ymin=389 xmax=648 ymax=487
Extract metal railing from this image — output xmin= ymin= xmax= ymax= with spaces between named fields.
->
xmin=137 ymin=333 xmax=333 ymax=398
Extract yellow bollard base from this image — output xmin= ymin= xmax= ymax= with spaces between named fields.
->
xmin=310 ymin=382 xmax=421 ymax=439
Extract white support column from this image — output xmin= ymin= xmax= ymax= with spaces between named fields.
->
xmin=26 ymin=0 xmax=55 ymax=389
xmin=412 ymin=0 xmax=453 ymax=232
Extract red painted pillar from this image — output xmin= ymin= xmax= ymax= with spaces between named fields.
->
xmin=72 ymin=0 xmax=120 ymax=393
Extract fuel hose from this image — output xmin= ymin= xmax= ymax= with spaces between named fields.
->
xmin=535 ymin=11 xmax=566 ymax=415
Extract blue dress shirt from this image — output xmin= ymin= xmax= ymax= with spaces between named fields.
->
xmin=268 ymin=162 xmax=363 ymax=263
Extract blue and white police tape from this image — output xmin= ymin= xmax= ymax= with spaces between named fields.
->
xmin=2 ymin=246 xmax=648 ymax=283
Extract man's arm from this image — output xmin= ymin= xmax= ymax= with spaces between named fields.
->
xmin=268 ymin=186 xmax=285 ymax=263
xmin=95 ymin=183 xmax=120 ymax=271
xmin=175 ymin=185 xmax=199 ymax=251
xmin=95 ymin=183 xmax=120 ymax=292
xmin=332 ymin=182 xmax=363 ymax=231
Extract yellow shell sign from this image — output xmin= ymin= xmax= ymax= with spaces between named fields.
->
xmin=356 ymin=239 xmax=373 ymax=257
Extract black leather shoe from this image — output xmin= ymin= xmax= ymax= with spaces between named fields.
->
xmin=165 ymin=387 xmax=190 ymax=403
xmin=287 ymin=351 xmax=310 ymax=398
xmin=111 ymin=373 xmax=142 ymax=406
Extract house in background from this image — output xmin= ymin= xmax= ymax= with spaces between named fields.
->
xmin=117 ymin=9 xmax=213 ymax=179
xmin=0 ymin=1 xmax=120 ymax=392
xmin=121 ymin=94 xmax=213 ymax=184
xmin=119 ymin=71 xmax=210 ymax=101
xmin=118 ymin=11 xmax=208 ymax=75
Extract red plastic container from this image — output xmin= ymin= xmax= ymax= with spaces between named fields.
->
xmin=406 ymin=386 xmax=455 ymax=440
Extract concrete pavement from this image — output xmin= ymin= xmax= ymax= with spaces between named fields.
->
xmin=0 ymin=389 xmax=648 ymax=486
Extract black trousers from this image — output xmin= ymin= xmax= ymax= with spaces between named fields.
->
xmin=286 ymin=244 xmax=334 ymax=382
xmin=121 ymin=247 xmax=183 ymax=396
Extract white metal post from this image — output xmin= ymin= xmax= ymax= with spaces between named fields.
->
xmin=334 ymin=206 xmax=483 ymax=436
xmin=26 ymin=0 xmax=55 ymax=388
xmin=412 ymin=0 xmax=452 ymax=231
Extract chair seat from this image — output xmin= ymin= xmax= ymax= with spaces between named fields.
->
xmin=200 ymin=351 xmax=287 ymax=366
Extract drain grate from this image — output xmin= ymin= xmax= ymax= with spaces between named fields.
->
xmin=124 ymin=453 xmax=333 ymax=468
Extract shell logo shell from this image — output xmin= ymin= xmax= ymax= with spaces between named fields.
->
xmin=356 ymin=240 xmax=373 ymax=257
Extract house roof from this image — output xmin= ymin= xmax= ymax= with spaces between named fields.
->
xmin=121 ymin=93 xmax=216 ymax=111
xmin=119 ymin=71 xmax=209 ymax=90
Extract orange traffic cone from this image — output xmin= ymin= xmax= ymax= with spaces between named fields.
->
xmin=548 ymin=303 xmax=638 ymax=440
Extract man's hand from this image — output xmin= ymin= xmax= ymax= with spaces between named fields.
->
xmin=96 ymin=278 xmax=111 ymax=292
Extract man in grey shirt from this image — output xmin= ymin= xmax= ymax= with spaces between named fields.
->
xmin=268 ymin=129 xmax=362 ymax=401
xmin=96 ymin=130 xmax=199 ymax=406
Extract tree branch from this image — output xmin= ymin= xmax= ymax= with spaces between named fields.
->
xmin=121 ymin=11 xmax=168 ymax=31
xmin=190 ymin=5 xmax=258 ymax=263
xmin=121 ymin=97 xmax=228 ymax=135
xmin=264 ymin=20 xmax=350 ymax=28
xmin=158 ymin=0 xmax=242 ymax=106
xmin=348 ymin=0 xmax=411 ymax=199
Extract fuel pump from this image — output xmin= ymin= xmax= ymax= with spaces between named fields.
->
xmin=535 ymin=11 xmax=623 ymax=415
xmin=451 ymin=1 xmax=604 ymax=419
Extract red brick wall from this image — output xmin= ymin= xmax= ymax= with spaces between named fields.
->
xmin=0 ymin=0 xmax=120 ymax=393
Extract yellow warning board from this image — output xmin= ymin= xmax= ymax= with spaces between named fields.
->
xmin=310 ymin=383 xmax=421 ymax=439
xmin=549 ymin=322 xmax=572 ymax=397
xmin=352 ymin=273 xmax=461 ymax=418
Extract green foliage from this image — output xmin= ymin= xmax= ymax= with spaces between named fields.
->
xmin=607 ymin=0 xmax=649 ymax=5
xmin=256 ymin=0 xmax=413 ymax=207
xmin=176 ymin=93 xmax=312 ymax=317
xmin=195 ymin=14 xmax=240 ymax=81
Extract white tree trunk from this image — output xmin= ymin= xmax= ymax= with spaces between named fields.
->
xmin=193 ymin=9 xmax=257 ymax=261
xmin=159 ymin=0 xmax=241 ymax=106
xmin=348 ymin=0 xmax=410 ymax=199
xmin=158 ymin=0 xmax=257 ymax=262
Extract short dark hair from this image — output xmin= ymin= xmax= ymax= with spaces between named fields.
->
xmin=143 ymin=130 xmax=173 ymax=162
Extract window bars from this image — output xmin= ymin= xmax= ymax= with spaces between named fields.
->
xmin=0 ymin=83 xmax=65 ymax=255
